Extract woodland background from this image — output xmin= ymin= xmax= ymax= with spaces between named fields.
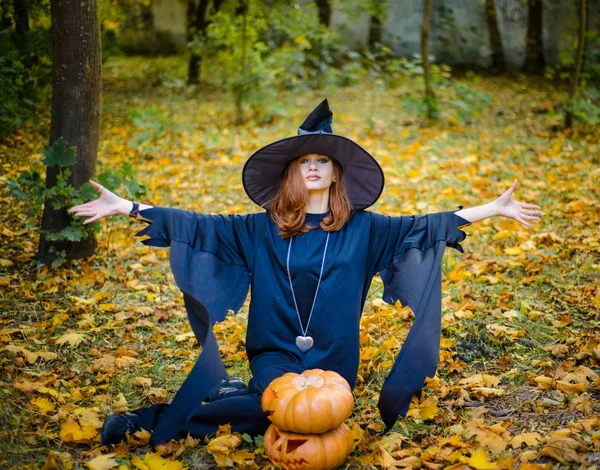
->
xmin=1 ymin=0 xmax=599 ymax=468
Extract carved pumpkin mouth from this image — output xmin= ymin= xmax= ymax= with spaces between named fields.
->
xmin=270 ymin=428 xmax=310 ymax=468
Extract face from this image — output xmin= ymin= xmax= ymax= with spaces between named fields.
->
xmin=297 ymin=154 xmax=334 ymax=192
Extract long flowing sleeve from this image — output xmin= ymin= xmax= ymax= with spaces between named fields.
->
xmin=133 ymin=206 xmax=267 ymax=446
xmin=368 ymin=209 xmax=471 ymax=430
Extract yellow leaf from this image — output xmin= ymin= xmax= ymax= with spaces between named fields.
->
xmin=0 ymin=258 xmax=14 ymax=267
xmin=471 ymin=387 xmax=506 ymax=399
xmin=467 ymin=448 xmax=496 ymax=469
xmin=59 ymin=419 xmax=98 ymax=443
xmin=458 ymin=374 xmax=501 ymax=388
xmin=112 ymin=393 xmax=128 ymax=408
xmin=148 ymin=388 xmax=167 ymax=403
xmin=492 ymin=230 xmax=513 ymax=241
xmin=206 ymin=434 xmax=242 ymax=467
xmin=510 ymin=432 xmax=543 ymax=448
xmin=87 ymin=454 xmax=119 ymax=470
xmin=419 ymin=396 xmax=438 ymax=420
xmin=555 ymin=380 xmax=585 ymax=394
xmin=116 ymin=355 xmax=139 ymax=369
xmin=533 ymin=376 xmax=555 ymax=389
xmin=504 ymin=247 xmax=522 ymax=256
xmin=75 ymin=408 xmax=103 ymax=429
xmin=31 ymin=397 xmax=55 ymax=414
xmin=56 ymin=332 xmax=86 ymax=347
xmin=134 ymin=377 xmax=153 ymax=388
xmin=132 ymin=452 xmax=184 ymax=470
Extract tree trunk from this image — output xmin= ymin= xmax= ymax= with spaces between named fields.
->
xmin=368 ymin=0 xmax=386 ymax=50
xmin=421 ymin=0 xmax=436 ymax=120
xmin=524 ymin=0 xmax=545 ymax=74
xmin=12 ymin=0 xmax=30 ymax=36
xmin=485 ymin=0 xmax=505 ymax=72
xmin=1 ymin=0 xmax=12 ymax=31
xmin=368 ymin=15 xmax=382 ymax=49
xmin=315 ymin=0 xmax=331 ymax=27
xmin=565 ymin=0 xmax=587 ymax=129
xmin=187 ymin=0 xmax=217 ymax=85
xmin=38 ymin=0 xmax=102 ymax=265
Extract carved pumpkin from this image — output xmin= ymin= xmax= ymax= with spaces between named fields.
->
xmin=261 ymin=369 xmax=354 ymax=434
xmin=264 ymin=423 xmax=354 ymax=470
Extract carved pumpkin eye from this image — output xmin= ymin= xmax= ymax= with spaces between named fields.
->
xmin=286 ymin=439 xmax=308 ymax=453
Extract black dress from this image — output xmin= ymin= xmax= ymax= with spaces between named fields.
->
xmin=131 ymin=207 xmax=471 ymax=445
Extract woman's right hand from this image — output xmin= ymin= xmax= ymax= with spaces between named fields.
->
xmin=69 ymin=180 xmax=133 ymax=224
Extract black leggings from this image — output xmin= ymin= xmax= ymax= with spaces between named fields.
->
xmin=131 ymin=352 xmax=305 ymax=440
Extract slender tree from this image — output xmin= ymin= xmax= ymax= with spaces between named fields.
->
xmin=368 ymin=0 xmax=387 ymax=51
xmin=12 ymin=0 xmax=30 ymax=36
xmin=565 ymin=0 xmax=587 ymax=129
xmin=485 ymin=0 xmax=505 ymax=72
xmin=315 ymin=0 xmax=330 ymax=27
xmin=38 ymin=0 xmax=101 ymax=264
xmin=187 ymin=0 xmax=223 ymax=84
xmin=187 ymin=0 xmax=211 ymax=85
xmin=524 ymin=0 xmax=545 ymax=74
xmin=421 ymin=0 xmax=437 ymax=120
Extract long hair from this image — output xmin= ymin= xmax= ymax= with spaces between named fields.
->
xmin=269 ymin=157 xmax=353 ymax=238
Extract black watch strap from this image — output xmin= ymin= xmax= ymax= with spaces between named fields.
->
xmin=129 ymin=201 xmax=140 ymax=219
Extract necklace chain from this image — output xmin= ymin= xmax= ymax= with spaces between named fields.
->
xmin=286 ymin=232 xmax=330 ymax=337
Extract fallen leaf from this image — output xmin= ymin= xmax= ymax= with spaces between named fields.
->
xmin=510 ymin=432 xmax=542 ymax=448
xmin=131 ymin=452 xmax=184 ymax=470
xmin=134 ymin=377 xmax=153 ymax=388
xmin=541 ymin=436 xmax=584 ymax=464
xmin=87 ymin=355 xmax=116 ymax=373
xmin=86 ymin=453 xmax=119 ymax=470
xmin=206 ymin=433 xmax=242 ymax=467
xmin=467 ymin=448 xmax=496 ymax=469
xmin=31 ymin=397 xmax=55 ymax=414
xmin=56 ymin=332 xmax=86 ymax=347
xmin=59 ymin=419 xmax=98 ymax=444
xmin=458 ymin=374 xmax=501 ymax=388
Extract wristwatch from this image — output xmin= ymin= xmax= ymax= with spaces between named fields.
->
xmin=129 ymin=202 xmax=140 ymax=219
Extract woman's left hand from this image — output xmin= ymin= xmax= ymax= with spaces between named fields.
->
xmin=494 ymin=179 xmax=544 ymax=228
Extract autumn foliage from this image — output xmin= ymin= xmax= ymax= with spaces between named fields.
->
xmin=1 ymin=57 xmax=599 ymax=468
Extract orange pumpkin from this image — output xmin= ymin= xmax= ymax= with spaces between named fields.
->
xmin=264 ymin=423 xmax=354 ymax=470
xmin=261 ymin=369 xmax=354 ymax=434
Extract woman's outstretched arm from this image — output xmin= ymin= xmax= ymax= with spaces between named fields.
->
xmin=69 ymin=180 xmax=152 ymax=224
xmin=454 ymin=179 xmax=544 ymax=228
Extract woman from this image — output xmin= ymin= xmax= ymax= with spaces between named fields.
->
xmin=70 ymin=100 xmax=543 ymax=447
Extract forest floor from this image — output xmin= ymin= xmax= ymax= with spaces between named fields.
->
xmin=1 ymin=56 xmax=599 ymax=469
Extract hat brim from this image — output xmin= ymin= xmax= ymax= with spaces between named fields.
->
xmin=242 ymin=133 xmax=384 ymax=210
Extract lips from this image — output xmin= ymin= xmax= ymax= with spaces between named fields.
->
xmin=306 ymin=176 xmax=321 ymax=181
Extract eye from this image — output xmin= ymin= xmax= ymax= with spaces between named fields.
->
xmin=318 ymin=158 xmax=329 ymax=164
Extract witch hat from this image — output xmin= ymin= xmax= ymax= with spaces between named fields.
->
xmin=242 ymin=99 xmax=384 ymax=210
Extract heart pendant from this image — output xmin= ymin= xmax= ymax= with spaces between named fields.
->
xmin=295 ymin=335 xmax=314 ymax=353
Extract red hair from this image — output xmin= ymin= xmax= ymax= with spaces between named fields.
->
xmin=268 ymin=157 xmax=353 ymax=238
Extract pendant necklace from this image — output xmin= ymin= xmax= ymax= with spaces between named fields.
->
xmin=286 ymin=231 xmax=330 ymax=353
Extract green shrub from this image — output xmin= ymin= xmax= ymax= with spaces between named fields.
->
xmin=0 ymin=28 xmax=52 ymax=138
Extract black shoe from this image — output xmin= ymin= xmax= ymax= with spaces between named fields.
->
xmin=205 ymin=377 xmax=247 ymax=402
xmin=100 ymin=413 xmax=141 ymax=445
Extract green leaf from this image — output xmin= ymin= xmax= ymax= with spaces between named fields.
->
xmin=42 ymin=138 xmax=76 ymax=167
xmin=47 ymin=225 xmax=84 ymax=242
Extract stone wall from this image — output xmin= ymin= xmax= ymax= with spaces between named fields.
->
xmin=150 ymin=0 xmax=600 ymax=68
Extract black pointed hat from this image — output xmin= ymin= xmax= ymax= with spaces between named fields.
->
xmin=242 ymin=99 xmax=384 ymax=210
